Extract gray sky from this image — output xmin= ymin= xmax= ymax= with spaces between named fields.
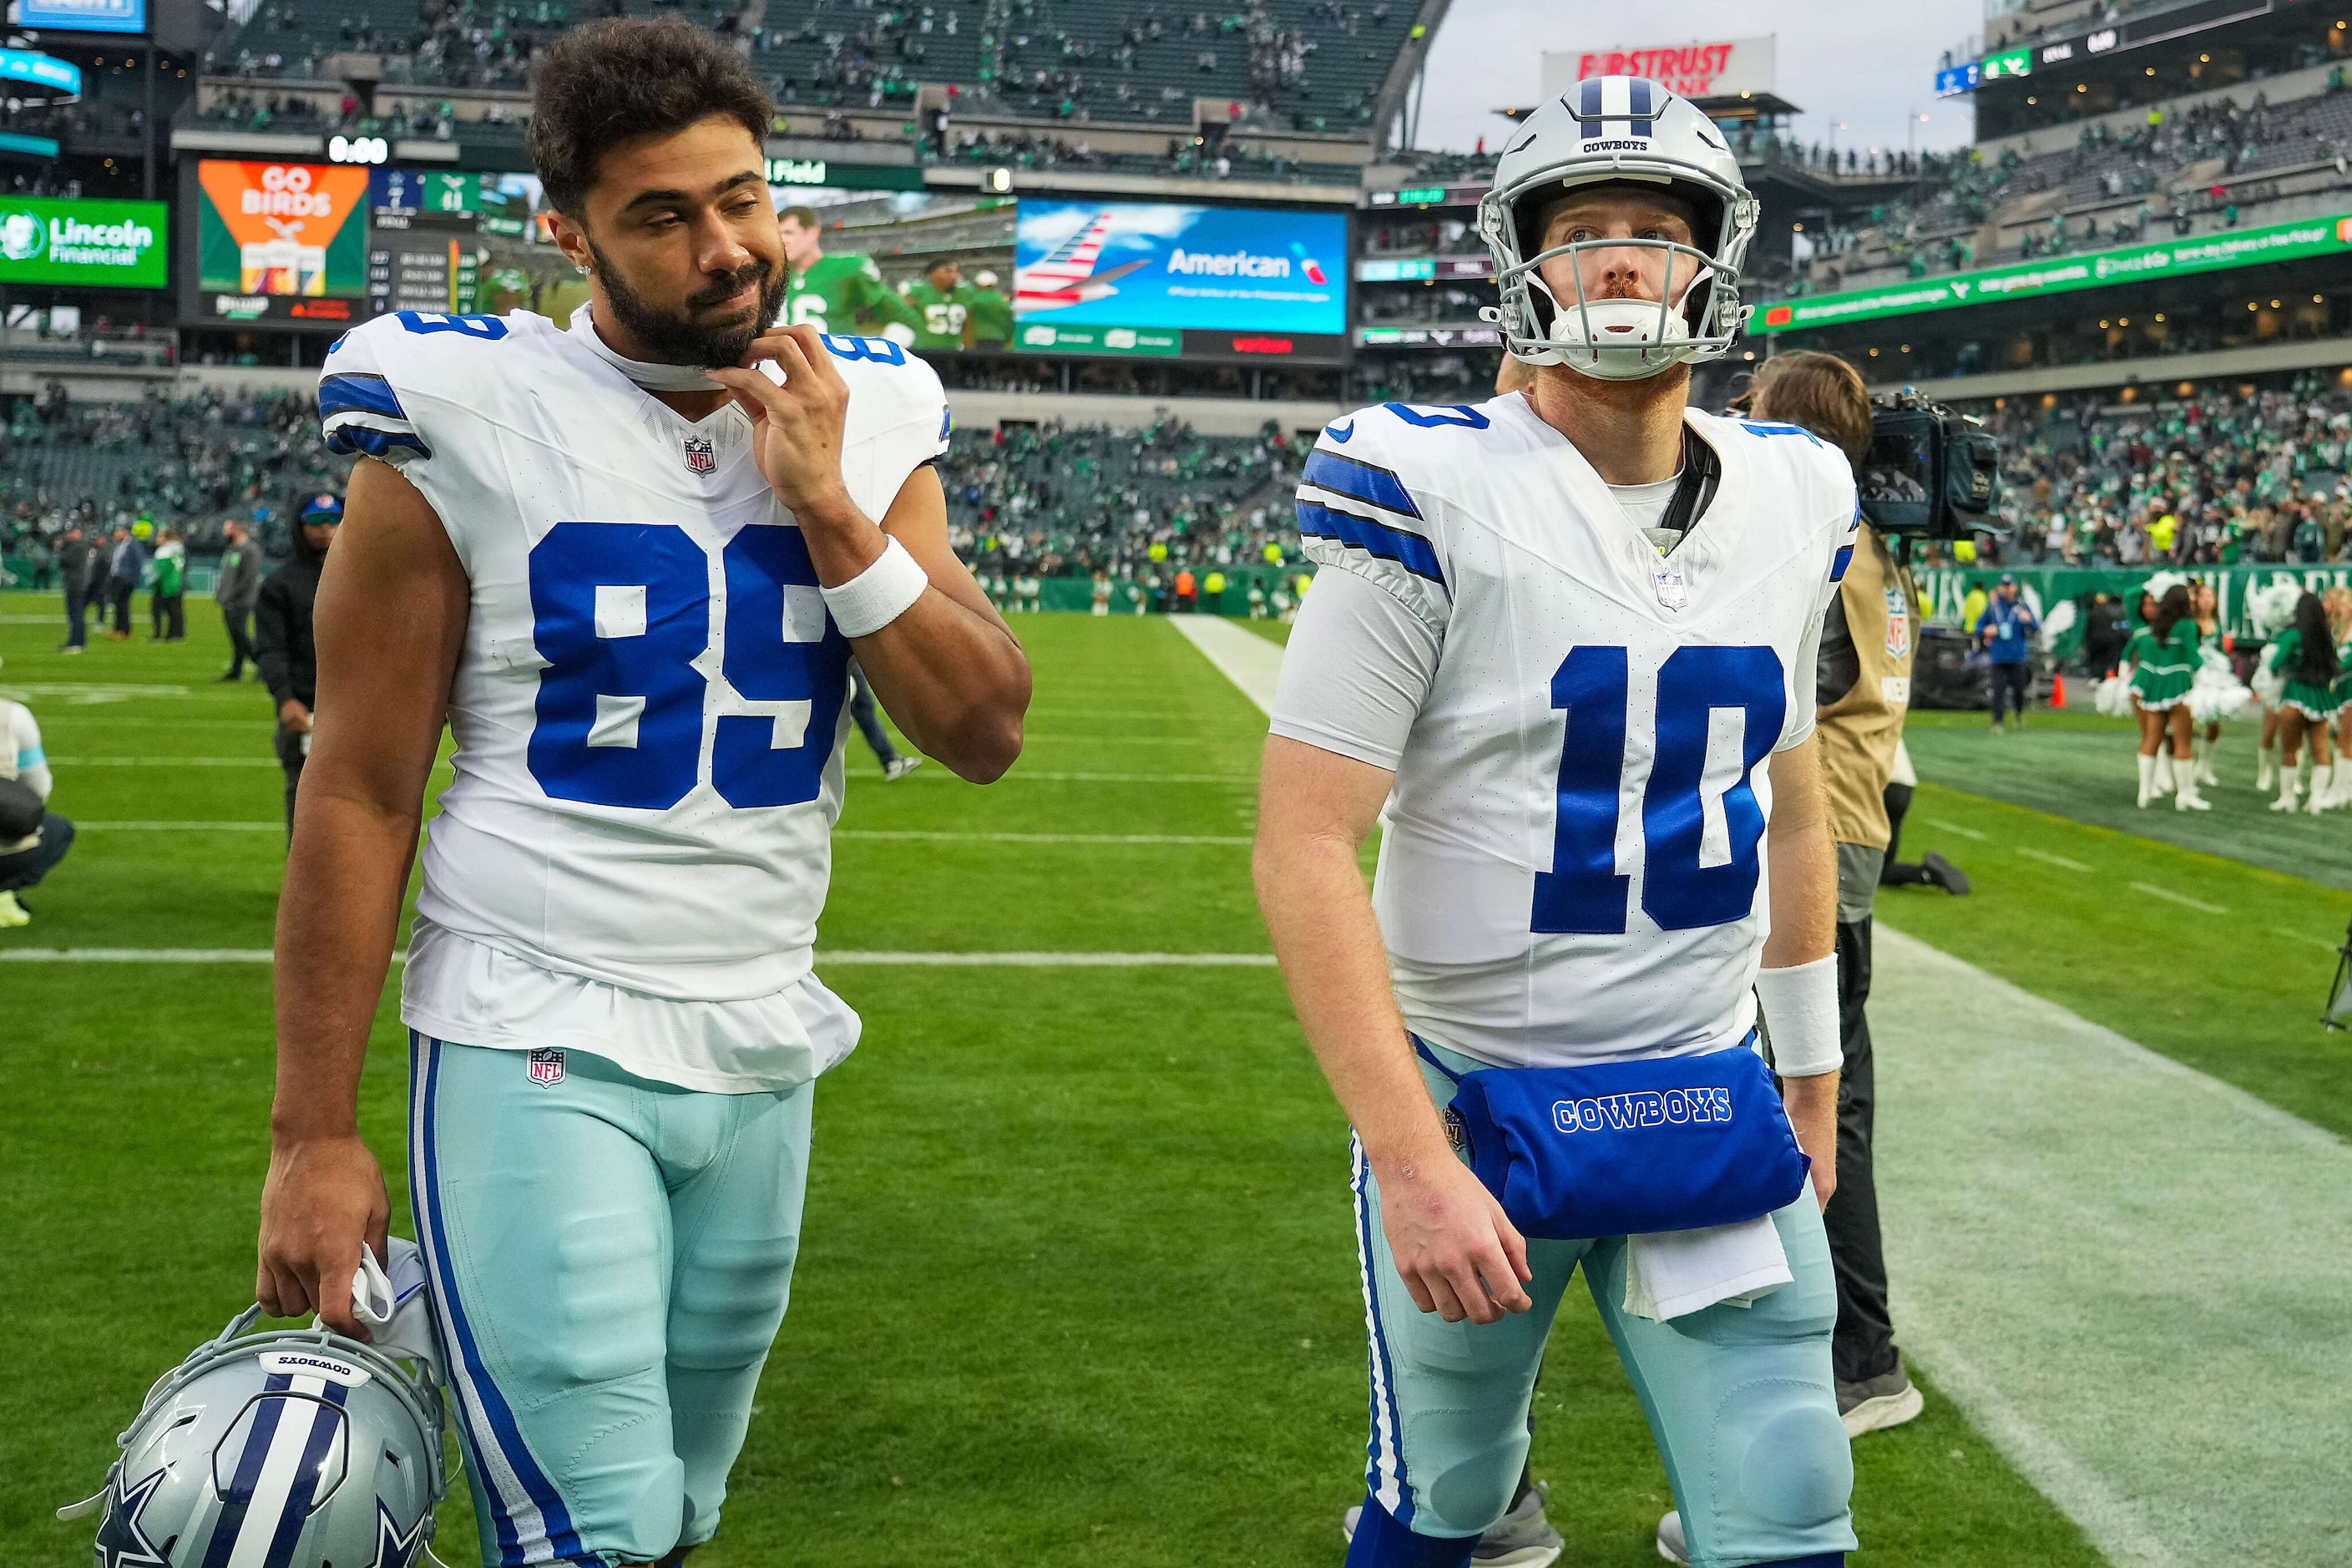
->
xmin=1413 ymin=0 xmax=1986 ymax=158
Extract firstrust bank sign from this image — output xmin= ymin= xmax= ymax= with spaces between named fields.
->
xmin=1544 ymin=37 xmax=1777 ymax=101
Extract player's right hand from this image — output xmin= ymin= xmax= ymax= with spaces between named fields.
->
xmin=279 ymin=700 xmax=312 ymax=734
xmin=256 ymin=1133 xmax=389 ymax=1340
xmin=1374 ymin=1151 xmax=1534 ymax=1324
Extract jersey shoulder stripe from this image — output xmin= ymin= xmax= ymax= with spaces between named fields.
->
xmin=1302 ymin=448 xmax=1424 ymax=518
xmin=1296 ymin=498 xmax=1444 ymax=586
xmin=319 ymin=370 xmax=430 ymax=462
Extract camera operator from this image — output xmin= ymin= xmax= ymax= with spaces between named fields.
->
xmin=1745 ymin=352 xmax=1925 ymax=1438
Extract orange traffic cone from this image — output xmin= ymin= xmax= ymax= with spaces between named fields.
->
xmin=2051 ymin=672 xmax=2067 ymax=709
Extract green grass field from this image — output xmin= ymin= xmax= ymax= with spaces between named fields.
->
xmin=19 ymin=592 xmax=2343 ymax=1565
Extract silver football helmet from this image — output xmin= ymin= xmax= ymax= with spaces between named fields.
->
xmin=61 ymin=1305 xmax=449 ymax=1568
xmin=1476 ymin=76 xmax=1760 ymax=380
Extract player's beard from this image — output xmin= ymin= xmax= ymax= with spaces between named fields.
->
xmin=589 ymin=242 xmax=790 ymax=370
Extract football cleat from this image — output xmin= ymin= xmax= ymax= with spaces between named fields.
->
xmin=59 ymin=1303 xmax=448 ymax=1568
xmin=884 ymin=756 xmax=924 ymax=781
xmin=1838 ymin=1363 xmax=1926 ymax=1438
xmin=1342 ymin=1480 xmax=1565 ymax=1565
xmin=1656 ymin=1509 xmax=1690 ymax=1564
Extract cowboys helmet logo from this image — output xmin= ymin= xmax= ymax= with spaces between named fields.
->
xmin=682 ymin=435 xmax=716 ymax=475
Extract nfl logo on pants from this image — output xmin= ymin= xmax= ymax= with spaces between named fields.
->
xmin=682 ymin=435 xmax=716 ymax=475
xmin=526 ymin=1047 xmax=566 ymax=1086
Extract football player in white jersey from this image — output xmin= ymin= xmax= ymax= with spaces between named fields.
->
xmin=252 ymin=19 xmax=1029 ymax=1567
xmin=1256 ymin=78 xmax=1857 ymax=1568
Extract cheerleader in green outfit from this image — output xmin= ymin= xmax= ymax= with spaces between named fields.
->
xmin=2129 ymin=584 xmax=2210 ymax=810
xmin=2266 ymin=589 xmax=2343 ymax=813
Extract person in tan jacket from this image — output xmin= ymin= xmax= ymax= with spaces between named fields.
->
xmin=1745 ymin=352 xmax=1929 ymax=1440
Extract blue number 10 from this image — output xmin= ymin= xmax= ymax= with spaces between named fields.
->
xmin=1530 ymin=645 xmax=1786 ymax=935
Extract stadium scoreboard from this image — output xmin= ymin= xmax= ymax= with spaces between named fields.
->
xmin=368 ymin=209 xmax=482 ymax=317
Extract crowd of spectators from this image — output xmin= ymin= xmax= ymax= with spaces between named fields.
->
xmin=1782 ymin=83 xmax=2352 ymax=298
xmin=940 ymin=417 xmax=1301 ymax=579
xmin=0 ymin=387 xmax=348 ymax=571
xmin=203 ymin=0 xmax=1405 ymax=134
xmin=1977 ymin=375 xmax=2352 ymax=567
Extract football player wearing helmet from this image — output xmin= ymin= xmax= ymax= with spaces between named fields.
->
xmin=251 ymin=18 xmax=1029 ymax=1568
xmin=1257 ymin=78 xmax=1855 ymax=1568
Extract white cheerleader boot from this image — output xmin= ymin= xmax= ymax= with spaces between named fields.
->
xmin=2175 ymin=769 xmax=2213 ymax=811
xmin=2308 ymin=762 xmax=2335 ymax=815
xmin=2258 ymin=742 xmax=2278 ymax=792
xmin=2137 ymin=753 xmax=2157 ymax=807
xmin=2153 ymin=751 xmax=2177 ymax=797
xmin=2196 ymin=737 xmax=2220 ymax=787
xmin=2272 ymin=766 xmax=2304 ymax=812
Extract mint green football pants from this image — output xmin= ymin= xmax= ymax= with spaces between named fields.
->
xmin=1353 ymin=1044 xmax=1856 ymax=1568
xmin=407 ymin=1034 xmax=812 ymax=1567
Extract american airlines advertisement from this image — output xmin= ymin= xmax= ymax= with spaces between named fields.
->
xmin=1012 ymin=200 xmax=1348 ymax=362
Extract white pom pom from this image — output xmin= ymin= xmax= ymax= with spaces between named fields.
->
xmin=2093 ymin=674 xmax=2135 ymax=717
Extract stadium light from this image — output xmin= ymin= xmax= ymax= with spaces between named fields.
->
xmin=985 ymin=166 xmax=1013 ymax=193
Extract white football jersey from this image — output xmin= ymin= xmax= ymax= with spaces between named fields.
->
xmin=318 ymin=307 xmax=948 ymax=1014
xmin=1276 ymin=394 xmax=1857 ymax=1069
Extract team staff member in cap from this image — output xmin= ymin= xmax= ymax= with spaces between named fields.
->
xmin=1975 ymin=574 xmax=2038 ymax=732
xmin=255 ymin=493 xmax=341 ymax=832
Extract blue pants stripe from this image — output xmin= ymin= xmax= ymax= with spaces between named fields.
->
xmin=1353 ymin=1138 xmax=1413 ymax=1523
xmin=413 ymin=1034 xmax=597 ymax=1567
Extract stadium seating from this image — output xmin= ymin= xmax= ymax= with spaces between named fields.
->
xmin=1975 ymin=374 xmax=2352 ymax=566
xmin=1778 ymin=82 xmax=2352 ymax=299
xmin=205 ymin=0 xmax=1413 ymax=134
xmin=0 ymin=390 xmax=351 ymax=560
xmin=938 ymin=417 xmax=1302 ymax=576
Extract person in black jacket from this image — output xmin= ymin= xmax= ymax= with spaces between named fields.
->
xmin=254 ymin=493 xmax=340 ymax=832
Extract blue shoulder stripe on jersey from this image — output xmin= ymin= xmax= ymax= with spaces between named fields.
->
xmin=1297 ymin=500 xmax=1445 ymax=588
xmin=1302 ymin=449 xmax=1423 ymax=520
xmin=16 ymin=744 xmax=42 ymax=769
xmin=317 ymin=372 xmax=407 ymax=421
xmin=938 ymin=404 xmax=952 ymax=442
xmin=1848 ymin=499 xmax=1863 ymax=534
xmin=1830 ymin=544 xmax=1855 ymax=582
xmin=323 ymin=423 xmax=431 ymax=461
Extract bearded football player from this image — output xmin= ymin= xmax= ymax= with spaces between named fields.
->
xmin=1256 ymin=78 xmax=1856 ymax=1568
xmin=253 ymin=18 xmax=1029 ymax=1567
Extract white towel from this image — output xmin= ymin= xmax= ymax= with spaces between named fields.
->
xmin=343 ymin=1237 xmax=443 ymax=1378
xmin=1622 ymin=1215 xmax=1793 ymax=1322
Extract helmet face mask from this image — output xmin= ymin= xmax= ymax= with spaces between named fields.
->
xmin=1478 ymin=76 xmax=1760 ymax=382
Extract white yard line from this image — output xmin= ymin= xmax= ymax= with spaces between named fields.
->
xmin=0 ymin=947 xmax=1277 ymax=967
xmin=1873 ymin=925 xmax=2351 ymax=1567
xmin=1168 ymin=617 xmax=1282 ymax=716
xmin=53 ymin=756 xmax=283 ymax=767
xmin=74 ymin=821 xmax=282 ymax=831
xmin=2127 ymin=880 xmax=2228 ymax=914
xmin=1922 ymin=817 xmax=1989 ymax=840
xmin=2013 ymin=846 xmax=2093 ymax=873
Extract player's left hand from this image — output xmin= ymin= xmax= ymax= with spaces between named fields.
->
xmin=707 ymin=324 xmax=855 ymax=521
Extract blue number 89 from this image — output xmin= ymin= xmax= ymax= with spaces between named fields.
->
xmin=526 ymin=522 xmax=849 ymax=811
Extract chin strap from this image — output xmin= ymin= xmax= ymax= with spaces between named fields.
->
xmin=567 ymin=301 xmax=726 ymax=392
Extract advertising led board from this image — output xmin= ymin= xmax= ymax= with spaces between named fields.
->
xmin=1541 ymin=37 xmax=1774 ymax=100
xmin=0 ymin=48 xmax=78 ymax=92
xmin=1755 ymin=212 xmax=2352 ymax=334
xmin=770 ymin=187 xmax=1015 ymax=353
xmin=1980 ymin=46 xmax=2033 ymax=80
xmin=1012 ymin=200 xmax=1347 ymax=360
xmin=195 ymin=160 xmax=370 ymax=297
xmin=1935 ymin=61 xmax=1980 ymax=96
xmin=15 ymin=0 xmax=143 ymax=33
xmin=0 ymin=195 xmax=165 ymax=288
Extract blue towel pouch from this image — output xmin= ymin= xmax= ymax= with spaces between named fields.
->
xmin=1421 ymin=1036 xmax=1811 ymax=1242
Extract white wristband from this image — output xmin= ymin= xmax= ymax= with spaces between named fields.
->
xmin=820 ymin=535 xmax=929 ymax=639
xmin=1753 ymin=953 xmax=1841 ymax=1078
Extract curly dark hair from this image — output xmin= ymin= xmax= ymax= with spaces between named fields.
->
xmin=527 ymin=17 xmax=774 ymax=220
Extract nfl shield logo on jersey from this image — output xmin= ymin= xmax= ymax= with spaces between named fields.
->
xmin=682 ymin=435 xmax=716 ymax=475
xmin=526 ymin=1047 xmax=566 ymax=1087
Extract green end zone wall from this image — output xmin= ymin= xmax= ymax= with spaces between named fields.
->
xmin=1755 ymin=212 xmax=2352 ymax=336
